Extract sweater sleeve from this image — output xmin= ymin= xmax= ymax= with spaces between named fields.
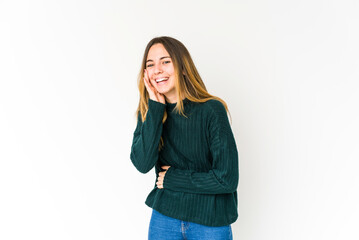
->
xmin=130 ymin=99 xmax=166 ymax=173
xmin=163 ymin=101 xmax=239 ymax=194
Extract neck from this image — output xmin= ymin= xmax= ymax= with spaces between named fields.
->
xmin=165 ymin=94 xmax=186 ymax=104
xmin=165 ymin=96 xmax=177 ymax=104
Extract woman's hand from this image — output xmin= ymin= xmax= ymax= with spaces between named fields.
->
xmin=144 ymin=69 xmax=166 ymax=104
xmin=156 ymin=166 xmax=171 ymax=189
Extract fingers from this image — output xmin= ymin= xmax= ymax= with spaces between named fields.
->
xmin=156 ymin=176 xmax=163 ymax=189
xmin=161 ymin=166 xmax=171 ymax=170
xmin=156 ymin=166 xmax=171 ymax=189
xmin=143 ymin=69 xmax=154 ymax=92
xmin=144 ymin=69 xmax=166 ymax=104
xmin=144 ymin=69 xmax=161 ymax=102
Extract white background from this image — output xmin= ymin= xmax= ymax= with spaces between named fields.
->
xmin=1 ymin=0 xmax=358 ymax=239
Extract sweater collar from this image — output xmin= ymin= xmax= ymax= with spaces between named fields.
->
xmin=165 ymin=97 xmax=190 ymax=111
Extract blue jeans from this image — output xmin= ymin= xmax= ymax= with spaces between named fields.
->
xmin=148 ymin=209 xmax=233 ymax=240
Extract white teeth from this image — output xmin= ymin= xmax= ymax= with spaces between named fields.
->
xmin=156 ymin=78 xmax=168 ymax=83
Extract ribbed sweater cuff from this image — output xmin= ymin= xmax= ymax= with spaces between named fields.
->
xmin=148 ymin=98 xmax=166 ymax=118
xmin=163 ymin=167 xmax=197 ymax=193
xmin=163 ymin=167 xmax=182 ymax=186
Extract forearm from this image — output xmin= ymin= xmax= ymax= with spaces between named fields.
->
xmin=163 ymin=165 xmax=239 ymax=194
xmin=130 ymin=99 xmax=165 ymax=173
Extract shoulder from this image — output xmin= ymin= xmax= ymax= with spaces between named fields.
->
xmin=198 ymin=99 xmax=229 ymax=129
xmin=202 ymin=99 xmax=227 ymax=117
xmin=200 ymin=99 xmax=232 ymax=138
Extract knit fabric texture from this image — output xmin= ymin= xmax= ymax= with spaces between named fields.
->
xmin=130 ymin=98 xmax=239 ymax=227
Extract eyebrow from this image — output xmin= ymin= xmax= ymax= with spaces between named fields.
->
xmin=146 ymin=56 xmax=171 ymax=63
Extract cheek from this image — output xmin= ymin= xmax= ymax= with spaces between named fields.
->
xmin=169 ymin=67 xmax=175 ymax=76
xmin=146 ymin=69 xmax=155 ymax=78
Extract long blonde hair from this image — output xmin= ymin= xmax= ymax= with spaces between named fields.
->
xmin=135 ymin=36 xmax=231 ymax=149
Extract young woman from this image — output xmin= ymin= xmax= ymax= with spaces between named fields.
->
xmin=130 ymin=36 xmax=239 ymax=240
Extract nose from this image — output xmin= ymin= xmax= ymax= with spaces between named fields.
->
xmin=154 ymin=63 xmax=163 ymax=75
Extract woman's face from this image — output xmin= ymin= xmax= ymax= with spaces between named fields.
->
xmin=146 ymin=43 xmax=176 ymax=102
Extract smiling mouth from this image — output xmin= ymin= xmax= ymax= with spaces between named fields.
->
xmin=156 ymin=77 xmax=169 ymax=83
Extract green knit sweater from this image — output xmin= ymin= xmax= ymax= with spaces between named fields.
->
xmin=130 ymin=98 xmax=239 ymax=227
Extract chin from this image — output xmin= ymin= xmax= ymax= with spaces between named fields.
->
xmin=156 ymin=89 xmax=168 ymax=95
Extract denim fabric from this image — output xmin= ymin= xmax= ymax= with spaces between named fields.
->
xmin=148 ymin=209 xmax=233 ymax=240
